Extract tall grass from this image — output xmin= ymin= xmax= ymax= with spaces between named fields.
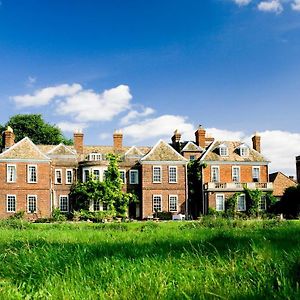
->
xmin=0 ymin=219 xmax=299 ymax=299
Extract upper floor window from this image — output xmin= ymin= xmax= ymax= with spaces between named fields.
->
xmin=240 ymin=145 xmax=249 ymax=157
xmin=7 ymin=165 xmax=16 ymax=183
xmin=232 ymin=166 xmax=240 ymax=182
xmin=169 ymin=166 xmax=177 ymax=183
xmin=59 ymin=195 xmax=69 ymax=212
xmin=66 ymin=169 xmax=73 ymax=184
xmin=153 ymin=166 xmax=162 ymax=183
xmin=55 ymin=169 xmax=62 ymax=184
xmin=129 ymin=170 xmax=139 ymax=184
xmin=7 ymin=195 xmax=16 ymax=213
xmin=237 ymin=194 xmax=246 ymax=211
xmin=216 ymin=194 xmax=225 ymax=211
xmin=211 ymin=166 xmax=220 ymax=182
xmin=27 ymin=165 xmax=37 ymax=183
xmin=190 ymin=155 xmax=195 ymax=161
xmin=119 ymin=170 xmax=126 ymax=184
xmin=219 ymin=145 xmax=228 ymax=157
xmin=252 ymin=166 xmax=260 ymax=182
xmin=88 ymin=153 xmax=102 ymax=161
xmin=27 ymin=195 xmax=37 ymax=213
xmin=153 ymin=195 xmax=162 ymax=212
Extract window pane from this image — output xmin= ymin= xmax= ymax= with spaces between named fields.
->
xmin=28 ymin=196 xmax=37 ymax=213
xmin=7 ymin=195 xmax=16 ymax=212
xmin=28 ymin=166 xmax=37 ymax=183
xmin=7 ymin=166 xmax=16 ymax=182
xmin=153 ymin=196 xmax=162 ymax=212
xmin=66 ymin=170 xmax=73 ymax=184
xmin=232 ymin=167 xmax=240 ymax=182
xmin=169 ymin=167 xmax=177 ymax=183
xmin=130 ymin=170 xmax=138 ymax=184
xmin=120 ymin=171 xmax=126 ymax=183
xmin=55 ymin=170 xmax=62 ymax=184
xmin=93 ymin=170 xmax=100 ymax=181
xmin=216 ymin=195 xmax=224 ymax=211
xmin=211 ymin=167 xmax=219 ymax=182
xmin=169 ymin=196 xmax=178 ymax=212
xmin=59 ymin=196 xmax=69 ymax=212
xmin=153 ymin=167 xmax=161 ymax=183
xmin=237 ymin=195 xmax=246 ymax=211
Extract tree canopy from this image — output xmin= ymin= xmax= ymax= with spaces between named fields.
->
xmin=2 ymin=114 xmax=72 ymax=145
xmin=275 ymin=185 xmax=300 ymax=218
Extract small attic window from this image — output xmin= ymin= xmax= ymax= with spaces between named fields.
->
xmin=88 ymin=153 xmax=102 ymax=161
xmin=219 ymin=144 xmax=228 ymax=157
xmin=239 ymin=145 xmax=249 ymax=157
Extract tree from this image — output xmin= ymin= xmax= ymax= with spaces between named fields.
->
xmin=275 ymin=185 xmax=300 ymax=218
xmin=3 ymin=114 xmax=72 ymax=145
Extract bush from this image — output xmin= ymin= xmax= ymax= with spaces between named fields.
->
xmin=9 ymin=210 xmax=25 ymax=220
xmin=52 ymin=208 xmax=67 ymax=222
xmin=157 ymin=211 xmax=172 ymax=220
xmin=0 ymin=218 xmax=32 ymax=229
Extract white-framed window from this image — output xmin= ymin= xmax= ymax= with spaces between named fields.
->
xmin=119 ymin=170 xmax=126 ymax=184
xmin=103 ymin=202 xmax=108 ymax=211
xmin=103 ymin=170 xmax=108 ymax=181
xmin=232 ymin=166 xmax=240 ymax=182
xmin=83 ymin=169 xmax=90 ymax=182
xmin=93 ymin=169 xmax=100 ymax=181
xmin=55 ymin=169 xmax=62 ymax=184
xmin=59 ymin=195 xmax=69 ymax=212
xmin=88 ymin=153 xmax=102 ymax=161
xmin=7 ymin=195 xmax=16 ymax=212
xmin=66 ymin=169 xmax=73 ymax=184
xmin=153 ymin=166 xmax=162 ymax=183
xmin=240 ymin=146 xmax=249 ymax=157
xmin=27 ymin=165 xmax=37 ymax=183
xmin=169 ymin=166 xmax=177 ymax=183
xmin=216 ymin=194 xmax=225 ymax=211
xmin=27 ymin=195 xmax=37 ymax=213
xmin=169 ymin=195 xmax=178 ymax=212
xmin=7 ymin=164 xmax=16 ymax=183
xmin=153 ymin=195 xmax=162 ymax=212
xmin=259 ymin=195 xmax=267 ymax=210
xmin=211 ymin=166 xmax=220 ymax=182
xmin=129 ymin=170 xmax=139 ymax=184
xmin=219 ymin=145 xmax=228 ymax=156
xmin=237 ymin=194 xmax=246 ymax=211
xmin=252 ymin=166 xmax=260 ymax=182
xmin=93 ymin=200 xmax=100 ymax=211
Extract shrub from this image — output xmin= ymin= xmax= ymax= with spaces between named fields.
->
xmin=157 ymin=211 xmax=172 ymax=220
xmin=52 ymin=208 xmax=67 ymax=222
xmin=9 ymin=210 xmax=25 ymax=220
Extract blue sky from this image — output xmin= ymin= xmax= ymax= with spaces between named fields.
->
xmin=0 ymin=0 xmax=300 ymax=174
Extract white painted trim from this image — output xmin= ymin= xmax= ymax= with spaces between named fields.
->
xmin=168 ymin=166 xmax=178 ymax=183
xmin=252 ymin=166 xmax=260 ymax=182
xmin=152 ymin=194 xmax=162 ymax=212
xmin=181 ymin=141 xmax=202 ymax=152
xmin=55 ymin=169 xmax=63 ymax=184
xmin=124 ymin=146 xmax=144 ymax=156
xmin=0 ymin=159 xmax=50 ymax=163
xmin=141 ymin=161 xmax=187 ymax=165
xmin=59 ymin=195 xmax=69 ymax=212
xmin=119 ymin=169 xmax=126 ymax=184
xmin=202 ymin=161 xmax=269 ymax=166
xmin=232 ymin=166 xmax=240 ymax=183
xmin=27 ymin=164 xmax=38 ymax=183
xmin=6 ymin=164 xmax=17 ymax=183
xmin=211 ymin=165 xmax=220 ymax=182
xmin=65 ymin=169 xmax=73 ymax=185
xmin=129 ymin=169 xmax=139 ymax=184
xmin=237 ymin=193 xmax=246 ymax=211
xmin=168 ymin=194 xmax=178 ymax=212
xmin=47 ymin=143 xmax=76 ymax=155
xmin=215 ymin=193 xmax=225 ymax=212
xmin=27 ymin=194 xmax=37 ymax=213
xmin=200 ymin=140 xmax=216 ymax=161
xmin=152 ymin=165 xmax=162 ymax=183
xmin=6 ymin=194 xmax=16 ymax=213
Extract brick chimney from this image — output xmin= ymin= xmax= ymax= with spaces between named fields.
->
xmin=113 ymin=130 xmax=123 ymax=152
xmin=252 ymin=132 xmax=261 ymax=153
xmin=2 ymin=126 xmax=15 ymax=149
xmin=171 ymin=129 xmax=181 ymax=151
xmin=74 ymin=130 xmax=84 ymax=154
xmin=195 ymin=125 xmax=206 ymax=149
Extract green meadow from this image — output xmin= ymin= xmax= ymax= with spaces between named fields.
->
xmin=0 ymin=219 xmax=300 ymax=299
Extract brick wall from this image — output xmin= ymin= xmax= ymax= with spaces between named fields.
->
xmin=272 ymin=173 xmax=297 ymax=197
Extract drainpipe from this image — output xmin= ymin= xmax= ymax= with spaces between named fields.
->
xmin=185 ymin=163 xmax=189 ymax=219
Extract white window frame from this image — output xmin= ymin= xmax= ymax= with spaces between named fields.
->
xmin=153 ymin=166 xmax=162 ymax=183
xmin=259 ymin=195 xmax=267 ymax=211
xmin=119 ymin=170 xmax=126 ymax=184
xmin=232 ymin=166 xmax=240 ymax=183
xmin=169 ymin=195 xmax=178 ymax=212
xmin=6 ymin=194 xmax=16 ymax=213
xmin=129 ymin=170 xmax=139 ymax=184
xmin=153 ymin=195 xmax=162 ymax=212
xmin=93 ymin=200 xmax=100 ymax=211
xmin=240 ymin=146 xmax=249 ymax=157
xmin=88 ymin=153 xmax=102 ymax=161
xmin=168 ymin=166 xmax=177 ymax=183
xmin=93 ymin=169 xmax=101 ymax=181
xmin=7 ymin=164 xmax=17 ymax=183
xmin=252 ymin=166 xmax=260 ymax=182
xmin=27 ymin=195 xmax=37 ymax=213
xmin=66 ymin=169 xmax=73 ymax=184
xmin=59 ymin=195 xmax=69 ymax=212
xmin=237 ymin=194 xmax=246 ymax=211
xmin=211 ymin=166 xmax=220 ymax=183
xmin=27 ymin=165 xmax=37 ymax=183
xmin=83 ymin=169 xmax=90 ymax=182
xmin=219 ymin=146 xmax=228 ymax=157
xmin=55 ymin=169 xmax=63 ymax=184
xmin=216 ymin=194 xmax=225 ymax=211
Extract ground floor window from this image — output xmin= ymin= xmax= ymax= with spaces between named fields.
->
xmin=27 ymin=195 xmax=37 ymax=213
xmin=216 ymin=194 xmax=225 ymax=211
xmin=169 ymin=195 xmax=178 ymax=212
xmin=93 ymin=200 xmax=100 ymax=211
xmin=59 ymin=195 xmax=69 ymax=212
xmin=237 ymin=194 xmax=246 ymax=211
xmin=7 ymin=195 xmax=16 ymax=212
xmin=153 ymin=195 xmax=162 ymax=212
xmin=259 ymin=195 xmax=267 ymax=210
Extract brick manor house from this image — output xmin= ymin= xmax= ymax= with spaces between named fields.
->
xmin=0 ymin=126 xmax=273 ymax=219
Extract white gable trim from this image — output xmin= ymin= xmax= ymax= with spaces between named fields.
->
xmin=0 ymin=137 xmax=50 ymax=160
xmin=140 ymin=139 xmax=188 ymax=162
xmin=124 ymin=146 xmax=144 ymax=156
xmin=47 ymin=143 xmax=76 ymax=155
xmin=181 ymin=141 xmax=202 ymax=152
xmin=200 ymin=140 xmax=216 ymax=161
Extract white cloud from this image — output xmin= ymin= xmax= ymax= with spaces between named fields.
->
xmin=56 ymin=121 xmax=88 ymax=133
xmin=206 ymin=127 xmax=246 ymax=141
xmin=99 ymin=133 xmax=110 ymax=140
xmin=56 ymin=85 xmax=132 ymax=122
xmin=120 ymin=107 xmax=155 ymax=125
xmin=291 ymin=0 xmax=300 ymax=11
xmin=12 ymin=83 xmax=82 ymax=107
xmin=233 ymin=0 xmax=252 ymax=6
xmin=122 ymin=115 xmax=195 ymax=142
xmin=26 ymin=76 xmax=37 ymax=87
xmin=257 ymin=0 xmax=283 ymax=14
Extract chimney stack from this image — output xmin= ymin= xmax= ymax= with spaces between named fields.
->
xmin=2 ymin=126 xmax=15 ymax=149
xmin=171 ymin=129 xmax=181 ymax=151
xmin=195 ymin=125 xmax=206 ymax=149
xmin=252 ymin=132 xmax=261 ymax=153
xmin=74 ymin=130 xmax=84 ymax=154
xmin=113 ymin=130 xmax=123 ymax=152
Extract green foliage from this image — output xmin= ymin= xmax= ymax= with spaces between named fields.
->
xmin=4 ymin=114 xmax=72 ymax=145
xmin=156 ymin=211 xmax=173 ymax=220
xmin=9 ymin=210 xmax=25 ymax=220
xmin=72 ymin=209 xmax=116 ymax=222
xmin=244 ymin=187 xmax=262 ymax=217
xmin=52 ymin=208 xmax=67 ymax=222
xmin=276 ymin=185 xmax=300 ymax=218
xmin=225 ymin=193 xmax=239 ymax=218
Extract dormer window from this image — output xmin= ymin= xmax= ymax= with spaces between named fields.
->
xmin=219 ymin=144 xmax=228 ymax=157
xmin=88 ymin=153 xmax=102 ymax=161
xmin=239 ymin=145 xmax=249 ymax=157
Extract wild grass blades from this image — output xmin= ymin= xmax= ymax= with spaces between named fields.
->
xmin=0 ymin=220 xmax=299 ymax=299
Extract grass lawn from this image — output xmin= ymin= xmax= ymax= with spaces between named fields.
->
xmin=0 ymin=219 xmax=300 ymax=299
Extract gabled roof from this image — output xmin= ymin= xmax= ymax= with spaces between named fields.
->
xmin=47 ymin=143 xmax=76 ymax=156
xmin=125 ymin=146 xmax=144 ymax=157
xmin=0 ymin=137 xmax=50 ymax=161
xmin=141 ymin=139 xmax=188 ymax=162
xmin=200 ymin=140 xmax=268 ymax=163
xmin=181 ymin=141 xmax=203 ymax=152
xmin=269 ymin=172 xmax=297 ymax=183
